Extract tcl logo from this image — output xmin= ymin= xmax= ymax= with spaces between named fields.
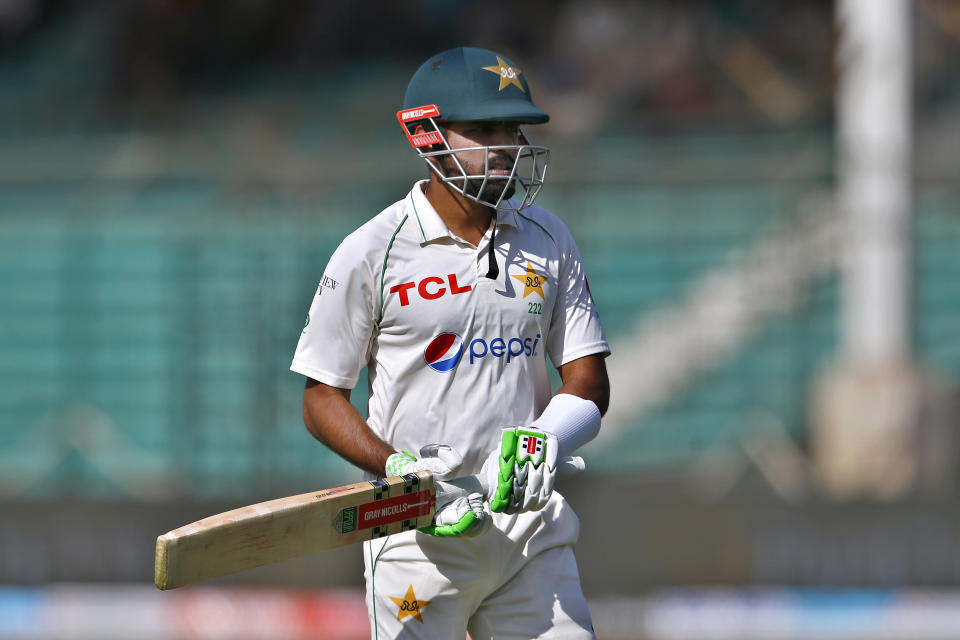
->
xmin=390 ymin=274 xmax=472 ymax=307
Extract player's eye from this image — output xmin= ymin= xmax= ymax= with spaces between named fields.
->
xmin=462 ymin=122 xmax=518 ymax=142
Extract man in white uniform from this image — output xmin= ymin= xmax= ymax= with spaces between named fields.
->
xmin=291 ymin=46 xmax=610 ymax=639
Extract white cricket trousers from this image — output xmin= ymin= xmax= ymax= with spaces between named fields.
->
xmin=363 ymin=491 xmax=596 ymax=639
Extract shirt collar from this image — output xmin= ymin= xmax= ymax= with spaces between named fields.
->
xmin=408 ymin=180 xmax=520 ymax=244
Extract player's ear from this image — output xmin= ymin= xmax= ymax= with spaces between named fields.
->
xmin=412 ymin=122 xmax=447 ymax=157
xmin=413 ymin=121 xmax=446 ymax=137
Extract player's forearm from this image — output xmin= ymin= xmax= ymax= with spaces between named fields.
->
xmin=302 ymin=379 xmax=397 ymax=476
xmin=525 ymin=354 xmax=610 ymax=457
xmin=555 ymin=354 xmax=610 ymax=415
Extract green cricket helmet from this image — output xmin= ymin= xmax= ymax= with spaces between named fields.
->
xmin=397 ymin=47 xmax=550 ymax=215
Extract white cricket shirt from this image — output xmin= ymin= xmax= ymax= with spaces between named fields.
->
xmin=291 ymin=180 xmax=609 ymax=476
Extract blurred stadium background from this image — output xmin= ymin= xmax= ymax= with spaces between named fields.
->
xmin=2 ymin=0 xmax=960 ymax=638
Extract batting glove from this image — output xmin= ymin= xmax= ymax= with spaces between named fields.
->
xmin=385 ymin=444 xmax=463 ymax=481
xmin=482 ymin=427 xmax=580 ymax=514
xmin=418 ymin=492 xmax=491 ymax=538
xmin=385 ymin=445 xmax=490 ymax=537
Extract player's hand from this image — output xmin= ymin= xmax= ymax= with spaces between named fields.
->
xmin=481 ymin=427 xmax=584 ymax=513
xmin=385 ymin=446 xmax=490 ymax=537
xmin=385 ymin=444 xmax=463 ymax=481
xmin=419 ymin=492 xmax=491 ymax=537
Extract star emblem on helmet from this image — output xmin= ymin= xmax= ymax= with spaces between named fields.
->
xmin=482 ymin=55 xmax=526 ymax=92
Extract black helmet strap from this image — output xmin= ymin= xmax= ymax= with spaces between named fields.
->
xmin=485 ymin=215 xmax=499 ymax=280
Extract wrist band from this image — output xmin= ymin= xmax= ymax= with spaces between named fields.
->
xmin=530 ymin=393 xmax=601 ymax=457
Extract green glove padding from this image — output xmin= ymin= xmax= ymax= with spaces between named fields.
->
xmin=489 ymin=429 xmax=519 ymax=513
xmin=484 ymin=427 xmax=558 ymax=514
xmin=420 ymin=492 xmax=489 ymax=537
xmin=419 ymin=509 xmax=481 ymax=537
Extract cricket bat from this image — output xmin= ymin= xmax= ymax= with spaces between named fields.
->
xmin=154 ymin=471 xmax=486 ymax=590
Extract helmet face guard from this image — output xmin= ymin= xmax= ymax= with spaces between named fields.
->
xmin=398 ymin=104 xmax=550 ymax=213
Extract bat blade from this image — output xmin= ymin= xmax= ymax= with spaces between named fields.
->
xmin=155 ymin=471 xmax=437 ymax=590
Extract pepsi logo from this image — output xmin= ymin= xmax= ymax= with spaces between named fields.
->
xmin=424 ymin=332 xmax=464 ymax=372
xmin=424 ymin=331 xmax=541 ymax=373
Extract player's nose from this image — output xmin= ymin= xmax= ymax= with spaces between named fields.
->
xmin=494 ymin=134 xmax=518 ymax=148
xmin=483 ymin=125 xmax=519 ymax=148
xmin=488 ymin=151 xmax=516 ymax=170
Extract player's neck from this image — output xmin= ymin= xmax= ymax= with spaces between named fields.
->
xmin=423 ymin=178 xmax=493 ymax=247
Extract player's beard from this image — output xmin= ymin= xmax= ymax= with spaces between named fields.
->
xmin=465 ymin=173 xmax=517 ymax=203
xmin=440 ymin=153 xmax=517 ymax=205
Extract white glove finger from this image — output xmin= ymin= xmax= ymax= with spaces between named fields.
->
xmin=514 ymin=460 xmax=530 ymax=487
xmin=537 ymin=465 xmax=555 ymax=511
xmin=434 ymin=495 xmax=468 ymax=526
xmin=531 ymin=455 xmax=581 ymax=511
xmin=512 ymin=461 xmax=529 ymax=508
xmin=544 ymin=433 xmax=559 ymax=468
xmin=482 ymin=449 xmax=500 ymax=501
xmin=417 ymin=444 xmax=449 ymax=459
xmin=415 ymin=458 xmax=450 ymax=477
xmin=528 ymin=433 xmax=559 ymax=510
xmin=433 ymin=445 xmax=464 ymax=476
xmin=523 ymin=462 xmax=544 ymax=511
xmin=463 ymin=492 xmax=492 ymax=537
xmin=556 ymin=455 xmax=586 ymax=476
xmin=433 ymin=493 xmax=490 ymax=535
xmin=416 ymin=444 xmax=463 ymax=480
xmin=466 ymin=492 xmax=486 ymax=516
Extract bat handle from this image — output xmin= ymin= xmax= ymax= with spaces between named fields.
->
xmin=432 ymin=455 xmax=584 ymax=510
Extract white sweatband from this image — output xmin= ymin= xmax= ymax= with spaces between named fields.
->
xmin=530 ymin=393 xmax=601 ymax=457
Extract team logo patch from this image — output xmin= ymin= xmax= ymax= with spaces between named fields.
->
xmin=481 ymin=55 xmax=525 ymax=92
xmin=424 ymin=332 xmax=464 ymax=372
xmin=389 ymin=584 xmax=431 ymax=623
xmin=516 ymin=430 xmax=546 ymax=467
xmin=512 ymin=262 xmax=548 ymax=299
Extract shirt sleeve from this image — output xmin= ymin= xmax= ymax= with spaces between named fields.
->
xmin=290 ymin=236 xmax=376 ymax=389
xmin=546 ymin=227 xmax=610 ymax=368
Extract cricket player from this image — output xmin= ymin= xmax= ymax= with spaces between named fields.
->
xmin=291 ymin=46 xmax=610 ymax=639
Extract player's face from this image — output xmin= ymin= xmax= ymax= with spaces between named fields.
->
xmin=440 ymin=121 xmax=521 ymax=202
